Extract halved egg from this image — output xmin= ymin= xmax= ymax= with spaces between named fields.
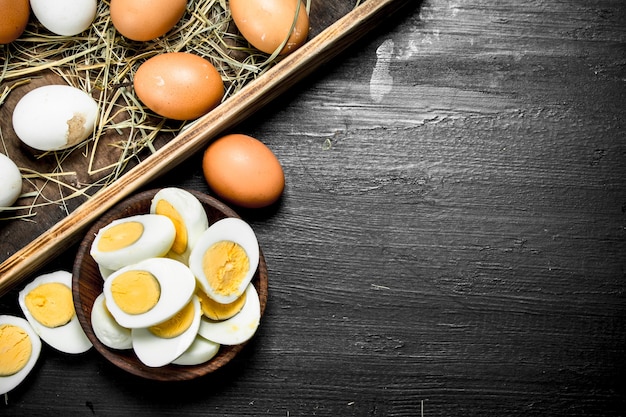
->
xmin=18 ymin=271 xmax=92 ymax=354
xmin=0 ymin=315 xmax=41 ymax=395
xmin=189 ymin=218 xmax=260 ymax=304
xmin=149 ymin=187 xmax=208 ymax=264
xmin=90 ymin=293 xmax=132 ymax=350
xmin=103 ymin=257 xmax=196 ymax=329
xmin=131 ymin=296 xmax=202 ymax=367
xmin=172 ymin=334 xmax=220 ymax=366
xmin=198 ymin=283 xmax=260 ymax=346
xmin=90 ymin=214 xmax=176 ymax=271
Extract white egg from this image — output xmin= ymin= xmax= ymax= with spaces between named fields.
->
xmin=103 ymin=257 xmax=196 ymax=329
xmin=90 ymin=214 xmax=176 ymax=271
xmin=131 ymin=296 xmax=202 ymax=368
xmin=189 ymin=217 xmax=260 ymax=304
xmin=30 ymin=0 xmax=97 ymax=36
xmin=0 ymin=315 xmax=42 ymax=395
xmin=0 ymin=153 xmax=22 ymax=211
xmin=149 ymin=187 xmax=208 ymax=264
xmin=198 ymin=283 xmax=260 ymax=346
xmin=172 ymin=335 xmax=220 ymax=366
xmin=12 ymin=85 xmax=98 ymax=151
xmin=18 ymin=270 xmax=92 ymax=354
xmin=90 ymin=293 xmax=132 ymax=350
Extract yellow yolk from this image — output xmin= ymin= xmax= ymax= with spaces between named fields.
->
xmin=110 ymin=270 xmax=161 ymax=315
xmin=155 ymin=199 xmax=187 ymax=255
xmin=0 ymin=324 xmax=32 ymax=377
xmin=24 ymin=282 xmax=74 ymax=328
xmin=148 ymin=300 xmax=195 ymax=338
xmin=97 ymin=221 xmax=144 ymax=252
xmin=202 ymin=241 xmax=249 ymax=297
xmin=197 ymin=288 xmax=246 ymax=321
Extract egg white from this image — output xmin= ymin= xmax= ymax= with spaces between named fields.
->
xmin=103 ymin=257 xmax=196 ymax=329
xmin=150 ymin=187 xmax=209 ymax=264
xmin=172 ymin=335 xmax=220 ymax=366
xmin=90 ymin=293 xmax=132 ymax=350
xmin=131 ymin=296 xmax=202 ymax=368
xmin=90 ymin=214 xmax=176 ymax=271
xmin=197 ymin=283 xmax=260 ymax=346
xmin=0 ymin=315 xmax=42 ymax=395
xmin=18 ymin=271 xmax=92 ymax=354
xmin=189 ymin=217 xmax=260 ymax=304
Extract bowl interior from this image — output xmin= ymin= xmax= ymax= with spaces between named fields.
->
xmin=72 ymin=189 xmax=268 ymax=381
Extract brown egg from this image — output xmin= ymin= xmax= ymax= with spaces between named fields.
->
xmin=202 ymin=134 xmax=285 ymax=208
xmin=133 ymin=52 xmax=224 ymax=120
xmin=110 ymin=0 xmax=187 ymax=41
xmin=0 ymin=0 xmax=30 ymax=44
xmin=229 ymin=0 xmax=309 ymax=55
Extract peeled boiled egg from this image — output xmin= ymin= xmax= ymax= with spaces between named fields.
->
xmin=189 ymin=217 xmax=260 ymax=305
xmin=198 ymin=283 xmax=260 ymax=346
xmin=110 ymin=0 xmax=187 ymax=41
xmin=230 ymin=0 xmax=309 ymax=55
xmin=30 ymin=0 xmax=97 ymax=36
xmin=202 ymin=134 xmax=285 ymax=208
xmin=103 ymin=257 xmax=196 ymax=329
xmin=133 ymin=52 xmax=224 ymax=120
xmin=0 ymin=0 xmax=30 ymax=44
xmin=12 ymin=85 xmax=99 ymax=151
xmin=0 ymin=153 xmax=22 ymax=211
xmin=90 ymin=293 xmax=132 ymax=350
xmin=18 ymin=271 xmax=92 ymax=354
xmin=89 ymin=214 xmax=176 ymax=271
xmin=131 ymin=296 xmax=202 ymax=367
xmin=149 ymin=187 xmax=208 ymax=264
xmin=0 ymin=315 xmax=41 ymax=395
xmin=172 ymin=334 xmax=220 ymax=366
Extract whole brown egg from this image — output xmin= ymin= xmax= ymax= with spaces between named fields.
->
xmin=0 ymin=0 xmax=30 ymax=44
xmin=110 ymin=0 xmax=187 ymax=41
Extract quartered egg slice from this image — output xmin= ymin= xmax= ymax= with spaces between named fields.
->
xmin=103 ymin=257 xmax=196 ymax=329
xmin=189 ymin=218 xmax=260 ymax=305
xmin=0 ymin=315 xmax=42 ymax=395
xmin=90 ymin=293 xmax=132 ymax=350
xmin=149 ymin=187 xmax=208 ymax=264
xmin=198 ymin=283 xmax=260 ymax=346
xmin=131 ymin=296 xmax=202 ymax=367
xmin=18 ymin=271 xmax=92 ymax=354
xmin=90 ymin=214 xmax=176 ymax=271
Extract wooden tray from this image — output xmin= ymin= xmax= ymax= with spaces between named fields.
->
xmin=0 ymin=0 xmax=410 ymax=296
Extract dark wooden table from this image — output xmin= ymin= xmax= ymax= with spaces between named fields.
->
xmin=1 ymin=1 xmax=625 ymax=415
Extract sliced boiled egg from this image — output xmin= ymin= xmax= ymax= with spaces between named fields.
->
xmin=172 ymin=334 xmax=220 ymax=366
xmin=0 ymin=315 xmax=42 ymax=395
xmin=90 ymin=293 xmax=132 ymax=350
xmin=131 ymin=296 xmax=202 ymax=367
xmin=189 ymin=218 xmax=260 ymax=304
xmin=198 ymin=283 xmax=260 ymax=346
xmin=103 ymin=257 xmax=196 ymax=329
xmin=90 ymin=214 xmax=176 ymax=271
xmin=18 ymin=271 xmax=92 ymax=354
xmin=149 ymin=187 xmax=209 ymax=264
xmin=196 ymin=287 xmax=246 ymax=321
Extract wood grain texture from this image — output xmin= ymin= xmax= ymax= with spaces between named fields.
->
xmin=0 ymin=0 xmax=624 ymax=416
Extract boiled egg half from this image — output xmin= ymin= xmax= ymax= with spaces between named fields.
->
xmin=0 ymin=315 xmax=41 ymax=395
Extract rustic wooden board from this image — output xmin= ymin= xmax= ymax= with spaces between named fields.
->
xmin=0 ymin=0 xmax=412 ymax=296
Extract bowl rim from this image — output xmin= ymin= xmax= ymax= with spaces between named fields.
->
xmin=72 ymin=188 xmax=268 ymax=381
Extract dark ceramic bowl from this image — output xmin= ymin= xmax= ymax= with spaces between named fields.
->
xmin=72 ymin=188 xmax=268 ymax=381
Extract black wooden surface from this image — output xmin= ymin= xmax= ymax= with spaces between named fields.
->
xmin=1 ymin=0 xmax=625 ymax=415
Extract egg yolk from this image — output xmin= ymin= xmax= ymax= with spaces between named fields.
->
xmin=97 ymin=221 xmax=144 ymax=252
xmin=202 ymin=241 xmax=249 ymax=297
xmin=148 ymin=300 xmax=195 ymax=339
xmin=0 ymin=324 xmax=32 ymax=376
xmin=197 ymin=288 xmax=246 ymax=321
xmin=154 ymin=199 xmax=187 ymax=255
xmin=110 ymin=270 xmax=161 ymax=315
xmin=24 ymin=282 xmax=75 ymax=328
